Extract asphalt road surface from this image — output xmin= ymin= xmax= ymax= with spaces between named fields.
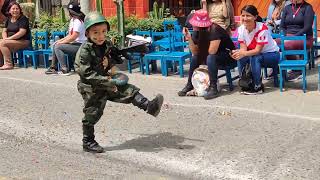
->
xmin=1 ymin=69 xmax=320 ymax=180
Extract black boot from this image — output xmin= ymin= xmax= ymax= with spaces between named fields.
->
xmin=177 ymin=83 xmax=193 ymax=96
xmin=132 ymin=92 xmax=164 ymax=117
xmin=82 ymin=125 xmax=104 ymax=153
xmin=203 ymin=85 xmax=219 ymax=100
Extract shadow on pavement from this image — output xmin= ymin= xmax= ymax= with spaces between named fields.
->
xmin=104 ymin=132 xmax=203 ymax=152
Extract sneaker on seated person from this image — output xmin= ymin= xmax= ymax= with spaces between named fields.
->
xmin=242 ymin=84 xmax=264 ymax=95
xmin=45 ymin=67 xmax=58 ymax=75
xmin=287 ymin=71 xmax=302 ymax=82
xmin=178 ymin=83 xmax=193 ymax=96
xmin=264 ymin=69 xmax=274 ymax=80
xmin=57 ymin=69 xmax=72 ymax=76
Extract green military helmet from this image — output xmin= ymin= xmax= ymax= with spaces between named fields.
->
xmin=84 ymin=11 xmax=110 ymax=30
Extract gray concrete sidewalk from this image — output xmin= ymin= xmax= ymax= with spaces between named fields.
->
xmin=0 ymin=67 xmax=320 ymax=179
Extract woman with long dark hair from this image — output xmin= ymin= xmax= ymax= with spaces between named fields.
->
xmin=0 ymin=1 xmax=30 ymax=70
xmin=45 ymin=1 xmax=86 ymax=75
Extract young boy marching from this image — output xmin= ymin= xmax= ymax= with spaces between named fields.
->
xmin=74 ymin=12 xmax=164 ymax=153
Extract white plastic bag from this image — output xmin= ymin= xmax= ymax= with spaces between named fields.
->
xmin=191 ymin=65 xmax=220 ymax=96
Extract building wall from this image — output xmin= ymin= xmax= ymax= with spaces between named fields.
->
xmin=92 ymin=0 xmax=320 ymax=32
xmin=93 ymin=0 xmax=149 ymax=18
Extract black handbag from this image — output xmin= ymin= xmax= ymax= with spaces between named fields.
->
xmin=238 ymin=63 xmax=254 ymax=91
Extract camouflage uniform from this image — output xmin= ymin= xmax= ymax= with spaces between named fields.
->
xmin=75 ymin=11 xmax=163 ymax=153
xmin=75 ymin=40 xmax=140 ymax=126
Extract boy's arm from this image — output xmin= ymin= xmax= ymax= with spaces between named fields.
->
xmin=75 ymin=44 xmax=116 ymax=88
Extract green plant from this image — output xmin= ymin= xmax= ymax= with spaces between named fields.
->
xmin=36 ymin=9 xmax=68 ymax=33
xmin=124 ymin=15 xmax=139 ymax=35
xmin=106 ymin=30 xmax=122 ymax=46
xmin=136 ymin=18 xmax=163 ymax=31
xmin=20 ymin=2 xmax=35 ymax=27
xmin=60 ymin=6 xmax=67 ymax=24
xmin=149 ymin=1 xmax=165 ymax=20
xmin=96 ymin=0 xmax=102 ymax=13
xmin=107 ymin=16 xmax=118 ymax=30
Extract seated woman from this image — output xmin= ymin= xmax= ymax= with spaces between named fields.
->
xmin=178 ymin=10 xmax=237 ymax=100
xmin=0 ymin=2 xmax=31 ymax=70
xmin=231 ymin=5 xmax=280 ymax=95
xmin=201 ymin=0 xmax=235 ymax=33
xmin=45 ymin=1 xmax=86 ymax=75
xmin=279 ymin=0 xmax=314 ymax=81
xmin=266 ymin=0 xmax=291 ymax=33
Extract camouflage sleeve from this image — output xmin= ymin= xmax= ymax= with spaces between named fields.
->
xmin=74 ymin=43 xmax=116 ymax=88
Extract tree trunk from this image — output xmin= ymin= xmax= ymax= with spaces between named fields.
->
xmin=35 ymin=0 xmax=40 ymax=20
xmin=114 ymin=0 xmax=125 ymax=47
xmin=80 ymin=0 xmax=90 ymax=14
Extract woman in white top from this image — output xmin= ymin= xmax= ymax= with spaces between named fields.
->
xmin=45 ymin=1 xmax=87 ymax=75
xmin=231 ymin=5 xmax=280 ymax=95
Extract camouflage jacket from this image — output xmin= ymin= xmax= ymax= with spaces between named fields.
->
xmin=74 ymin=40 xmax=116 ymax=88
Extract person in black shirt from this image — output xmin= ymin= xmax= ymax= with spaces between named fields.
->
xmin=0 ymin=2 xmax=30 ymax=70
xmin=178 ymin=9 xmax=236 ymax=100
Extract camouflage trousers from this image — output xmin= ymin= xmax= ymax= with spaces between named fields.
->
xmin=77 ymin=80 xmax=140 ymax=126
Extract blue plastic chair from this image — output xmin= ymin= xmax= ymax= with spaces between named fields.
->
xmin=160 ymin=20 xmax=180 ymax=50
xmin=135 ymin=30 xmax=152 ymax=37
xmin=162 ymin=32 xmax=191 ymax=77
xmin=144 ymin=31 xmax=171 ymax=75
xmin=218 ymin=63 xmax=239 ymax=91
xmin=51 ymin=31 xmax=67 ymax=40
xmin=11 ymin=33 xmax=33 ymax=67
xmin=279 ymin=34 xmax=308 ymax=93
xmin=312 ymin=15 xmax=319 ymax=64
xmin=40 ymin=31 xmax=71 ymax=70
xmin=261 ymin=32 xmax=283 ymax=87
xmin=152 ymin=30 xmax=172 ymax=50
xmin=22 ymin=31 xmax=49 ymax=69
xmin=11 ymin=48 xmax=29 ymax=67
xmin=163 ymin=19 xmax=179 ymax=32
xmin=127 ymin=30 xmax=152 ymax=74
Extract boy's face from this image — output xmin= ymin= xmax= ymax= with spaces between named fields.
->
xmin=88 ymin=23 xmax=109 ymax=45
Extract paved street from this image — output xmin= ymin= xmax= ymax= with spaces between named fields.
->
xmin=0 ymin=66 xmax=320 ymax=179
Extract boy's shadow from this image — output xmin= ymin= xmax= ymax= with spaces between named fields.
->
xmin=104 ymin=132 xmax=203 ymax=152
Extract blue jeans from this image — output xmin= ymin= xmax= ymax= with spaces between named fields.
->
xmin=51 ymin=43 xmax=81 ymax=69
xmin=187 ymin=53 xmax=235 ymax=87
xmin=239 ymin=52 xmax=280 ymax=86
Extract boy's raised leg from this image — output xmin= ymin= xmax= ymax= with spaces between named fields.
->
xmin=132 ymin=92 xmax=164 ymax=117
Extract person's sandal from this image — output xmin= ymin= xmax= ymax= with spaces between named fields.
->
xmin=0 ymin=64 xmax=13 ymax=70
